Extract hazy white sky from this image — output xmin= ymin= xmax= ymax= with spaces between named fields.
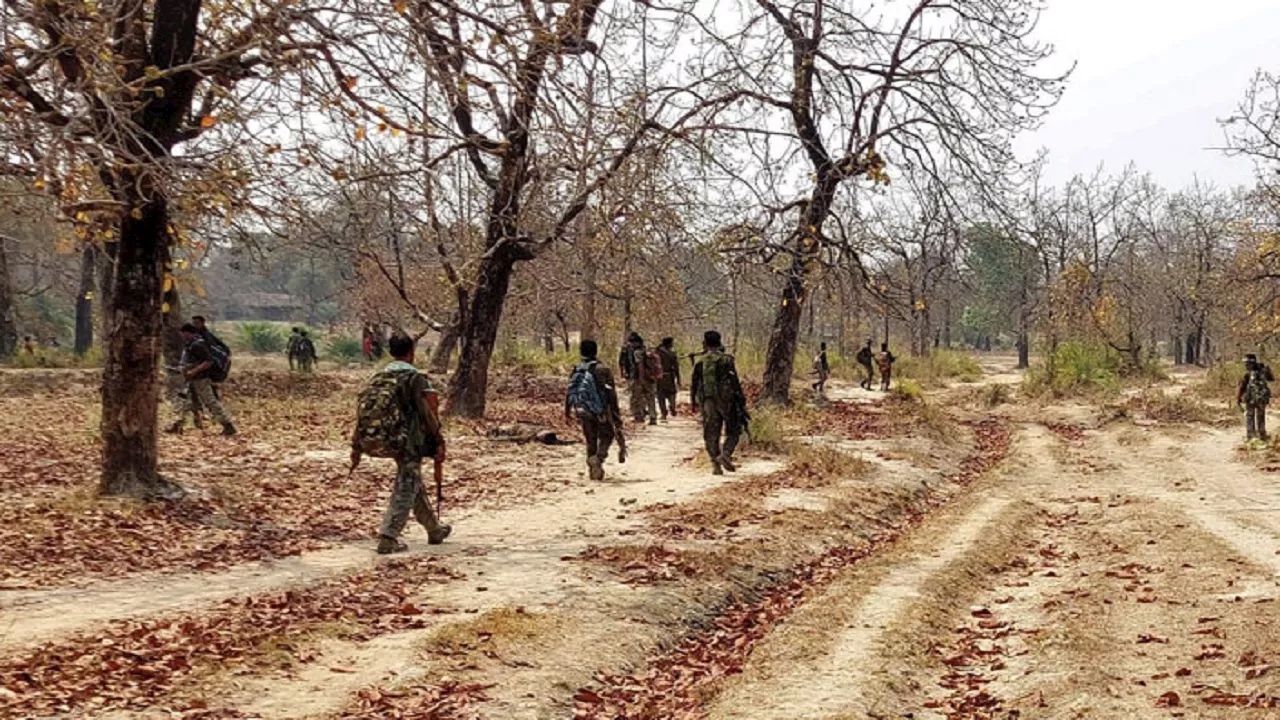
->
xmin=1020 ymin=0 xmax=1279 ymax=188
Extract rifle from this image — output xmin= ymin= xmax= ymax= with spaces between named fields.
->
xmin=426 ymin=389 xmax=445 ymax=517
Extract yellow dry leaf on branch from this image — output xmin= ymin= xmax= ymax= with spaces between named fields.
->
xmin=200 ymin=115 xmax=217 ymax=128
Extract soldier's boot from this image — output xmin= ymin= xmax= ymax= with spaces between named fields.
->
xmin=428 ymin=525 xmax=452 ymax=545
xmin=377 ymin=536 xmax=408 ymax=555
xmin=221 ymin=421 xmax=237 ymax=436
xmin=719 ymin=455 xmax=737 ymax=473
xmin=164 ymin=420 xmax=184 ymax=435
xmin=587 ymin=457 xmax=604 ymax=481
xmin=193 ymin=413 xmax=205 ymax=430
xmin=648 ymin=416 xmax=658 ymax=426
xmin=712 ymin=459 xmax=724 ymax=476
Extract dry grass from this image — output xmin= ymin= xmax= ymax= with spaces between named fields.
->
xmin=416 ymin=606 xmax=553 ymax=657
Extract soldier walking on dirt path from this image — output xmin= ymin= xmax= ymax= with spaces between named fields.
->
xmin=620 ymin=332 xmax=659 ymax=425
xmin=691 ymin=330 xmax=746 ymax=476
xmin=351 ymin=333 xmax=451 ymax=555
xmin=877 ymin=343 xmax=896 ymax=392
xmin=1237 ymin=353 xmax=1274 ymax=442
xmin=566 ymin=340 xmax=627 ymax=481
xmin=168 ymin=323 xmax=236 ymax=436
xmin=812 ymin=342 xmax=831 ymax=396
xmin=856 ymin=340 xmax=875 ymax=390
xmin=656 ymin=337 xmax=681 ymax=421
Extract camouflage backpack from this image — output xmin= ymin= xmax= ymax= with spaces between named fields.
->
xmin=1245 ymin=367 xmax=1272 ymax=406
xmin=354 ymin=367 xmax=417 ymax=458
xmin=698 ymin=351 xmax=732 ymax=402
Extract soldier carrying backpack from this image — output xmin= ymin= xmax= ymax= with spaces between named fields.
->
xmin=566 ymin=339 xmax=626 ymax=481
xmin=620 ymin=332 xmax=660 ymax=425
xmin=1237 ymin=353 xmax=1275 ymax=442
xmin=167 ymin=323 xmax=236 ymax=436
xmin=350 ymin=332 xmax=451 ymax=554
xmin=690 ymin=330 xmax=747 ymax=476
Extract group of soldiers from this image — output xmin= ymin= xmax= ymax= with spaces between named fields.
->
xmin=567 ymin=330 xmax=748 ymax=480
xmin=287 ymin=327 xmax=318 ymax=371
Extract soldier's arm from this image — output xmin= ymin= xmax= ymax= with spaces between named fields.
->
xmin=690 ymin=363 xmax=702 ymax=407
xmin=413 ymin=375 xmax=445 ymax=449
xmin=1238 ymin=375 xmax=1249 ymax=404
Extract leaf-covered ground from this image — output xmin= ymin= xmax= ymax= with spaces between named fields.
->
xmin=4 ymin=360 xmax=1277 ymax=719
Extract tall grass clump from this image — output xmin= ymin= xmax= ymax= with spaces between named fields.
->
xmin=1024 ymin=342 xmax=1121 ymax=397
xmin=747 ymin=404 xmax=786 ymax=452
xmin=493 ymin=342 xmax=578 ymax=375
xmin=5 ymin=346 xmax=104 ymax=368
xmin=1197 ymin=361 xmax=1246 ymax=399
xmin=236 ymin=321 xmax=288 ymax=354
xmin=895 ymin=349 xmax=983 ymax=386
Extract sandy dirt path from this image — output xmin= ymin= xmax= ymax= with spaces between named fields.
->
xmin=700 ymin=371 xmax=1280 ymax=720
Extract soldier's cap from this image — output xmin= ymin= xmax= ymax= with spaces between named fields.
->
xmin=1246 ymin=353 xmax=1258 ymax=362
xmin=661 ymin=337 xmax=674 ymax=346
xmin=628 ymin=332 xmax=643 ymax=343
xmin=704 ymin=330 xmax=722 ymax=347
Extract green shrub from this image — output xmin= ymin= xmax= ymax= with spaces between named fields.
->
xmin=327 ymin=335 xmax=365 ymax=363
xmin=1024 ymin=342 xmax=1121 ymax=398
xmin=747 ymin=405 xmax=786 ymax=452
xmin=237 ymin=322 xmax=287 ymax=354
xmin=895 ymin=349 xmax=983 ymax=386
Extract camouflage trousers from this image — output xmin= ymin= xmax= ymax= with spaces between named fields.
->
xmin=580 ymin=414 xmax=615 ymax=463
xmin=630 ymin=382 xmax=657 ymax=422
xmin=656 ymin=382 xmax=678 ymax=419
xmin=700 ymin=397 xmax=742 ymax=462
xmin=175 ymin=378 xmax=230 ymax=425
xmin=1247 ymin=403 xmax=1269 ymax=441
xmin=380 ymin=458 xmax=442 ymax=540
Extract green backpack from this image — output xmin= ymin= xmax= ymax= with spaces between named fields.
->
xmin=1245 ymin=368 xmax=1272 ymax=406
xmin=354 ymin=368 xmax=417 ymax=458
xmin=699 ymin=351 xmax=731 ymax=403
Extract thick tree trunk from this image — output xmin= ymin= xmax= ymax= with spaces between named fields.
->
xmin=1017 ymin=307 xmax=1031 ymax=369
xmin=161 ymin=284 xmax=185 ymax=399
xmin=0 ymin=238 xmax=16 ymax=359
xmin=428 ymin=313 xmax=462 ymax=374
xmin=74 ymin=245 xmax=97 ymax=356
xmin=760 ymin=266 xmax=805 ymax=403
xmin=99 ymin=197 xmax=180 ymax=498
xmin=446 ymin=245 xmax=523 ymax=418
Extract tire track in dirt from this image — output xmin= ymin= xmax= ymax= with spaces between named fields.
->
xmin=899 ymin=422 xmax=1280 ymax=718
xmin=703 ymin=493 xmax=1014 ymax=720
xmin=570 ymin=420 xmax=1011 ymax=719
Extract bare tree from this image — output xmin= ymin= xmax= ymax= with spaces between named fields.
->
xmin=709 ymin=0 xmax=1065 ymax=403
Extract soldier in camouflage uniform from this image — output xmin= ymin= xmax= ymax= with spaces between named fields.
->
xmin=1237 ymin=353 xmax=1275 ymax=442
xmin=620 ymin=332 xmax=658 ymax=425
xmin=655 ymin=337 xmax=681 ymax=421
xmin=351 ymin=333 xmax=451 ymax=554
xmin=690 ymin=330 xmax=746 ymax=476
xmin=565 ymin=339 xmax=626 ymax=480
xmin=168 ymin=323 xmax=236 ymax=436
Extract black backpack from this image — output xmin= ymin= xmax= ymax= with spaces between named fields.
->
xmin=204 ymin=331 xmax=231 ymax=382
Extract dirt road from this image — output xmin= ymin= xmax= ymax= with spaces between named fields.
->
xmin=3 ymin=360 xmax=1280 ymax=718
